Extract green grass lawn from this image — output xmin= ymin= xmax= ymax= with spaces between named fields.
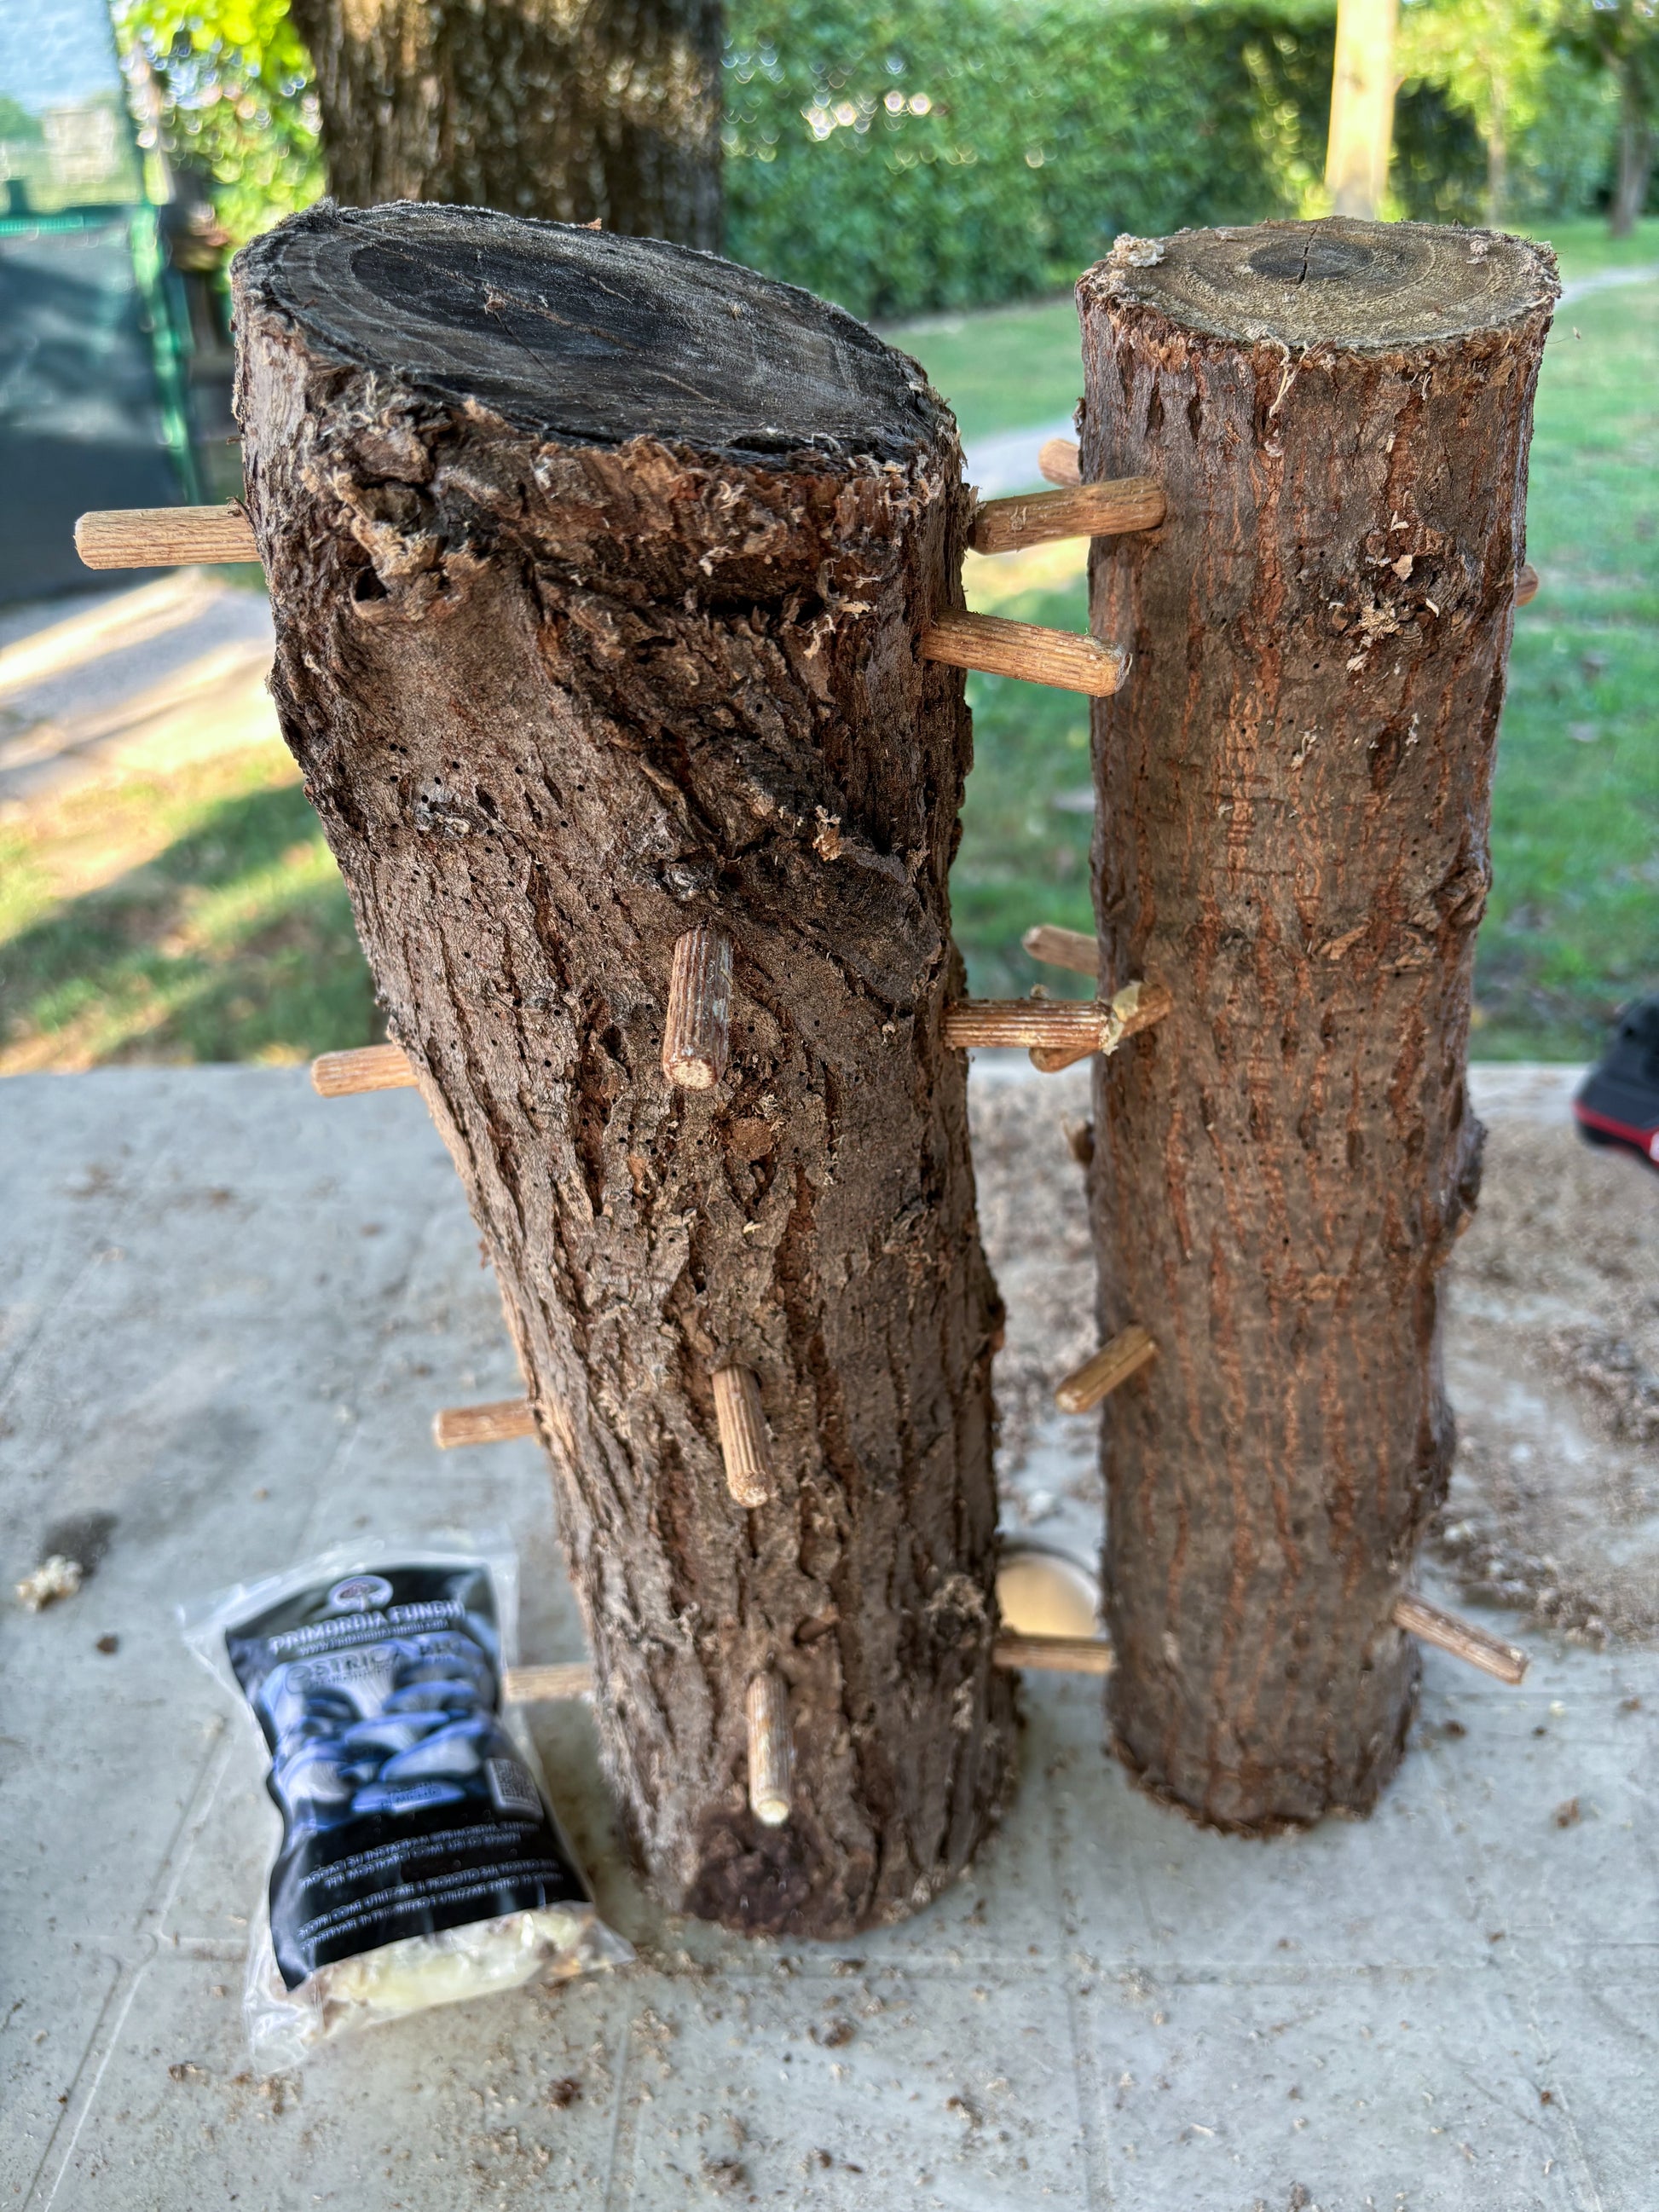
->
xmin=0 ymin=218 xmax=1653 ymax=1068
xmin=893 ymin=217 xmax=1659 ymax=1048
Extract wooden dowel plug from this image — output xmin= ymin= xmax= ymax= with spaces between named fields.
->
xmin=1038 ymin=437 xmax=1083 ymax=488
xmin=432 ymin=1397 xmax=536 ymax=1450
xmin=969 ymin=477 xmax=1165 ymax=556
xmin=922 ymin=612 xmax=1129 ymax=698
xmin=1391 ymin=1593 xmax=1529 ymax=1684
xmin=75 ymin=504 xmax=261 ymax=569
xmin=942 ymin=1000 xmax=1112 ymax=1052
xmin=662 ymin=925 xmax=732 ymax=1089
xmin=1023 ymin=922 xmax=1098 ymax=979
xmin=992 ymin=1632 xmax=1114 ymax=1675
xmin=746 ymin=1672 xmax=793 ymax=1827
xmin=712 ymin=1365 xmax=775 ymax=1507
xmin=502 ymin=1660 xmax=596 ymax=1701
xmin=1030 ymin=976 xmax=1173 ymax=1074
xmin=1055 ymin=1324 xmax=1158 ymax=1414
xmin=311 ymin=1042 xmax=418 ymax=1096
xmin=1515 ymin=562 xmax=1540 ymax=607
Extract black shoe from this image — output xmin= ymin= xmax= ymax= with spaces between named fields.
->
xmin=1574 ymin=997 xmax=1659 ymax=1167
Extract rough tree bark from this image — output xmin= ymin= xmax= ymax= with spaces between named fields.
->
xmin=231 ymin=201 xmax=1012 ymax=1932
xmin=286 ymin=0 xmax=723 ymax=247
xmin=1078 ymin=218 xmax=1557 ymax=1831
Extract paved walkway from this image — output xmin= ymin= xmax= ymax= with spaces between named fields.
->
xmin=1 ymin=1063 xmax=1650 ymax=2209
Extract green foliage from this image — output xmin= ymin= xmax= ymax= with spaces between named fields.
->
xmin=113 ymin=0 xmax=322 ymax=242
xmin=722 ymin=0 xmax=1339 ymax=320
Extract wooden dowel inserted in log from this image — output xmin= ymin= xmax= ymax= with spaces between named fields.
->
xmin=1055 ymin=1325 xmax=1158 ymax=1414
xmin=503 ymin=1661 xmax=596 ymax=1701
xmin=1515 ymin=562 xmax=1540 ymax=607
xmin=75 ymin=505 xmax=261 ymax=570
xmin=662 ymin=925 xmax=732 ymax=1089
xmin=311 ymin=1042 xmax=418 ymax=1096
xmin=993 ymin=1633 xmax=1114 ymax=1675
xmin=922 ymin=612 xmax=1129 ymax=697
xmin=1038 ymin=438 xmax=1083 ymax=488
xmin=1022 ymin=922 xmax=1098 ymax=978
xmin=1030 ymin=977 xmax=1173 ymax=1074
xmin=746 ymin=1672 xmax=794 ymax=1827
xmin=943 ymin=1001 xmax=1111 ymax=1052
xmin=712 ymin=1365 xmax=774 ymax=1507
xmin=432 ymin=1398 xmax=536 ymax=1450
xmin=969 ymin=477 xmax=1165 ymax=556
xmin=1391 ymin=1592 xmax=1529 ymax=1684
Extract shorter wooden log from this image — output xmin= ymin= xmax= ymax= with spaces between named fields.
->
xmin=311 ymin=1043 xmax=418 ymax=1095
xmin=662 ymin=925 xmax=733 ymax=1089
xmin=1022 ymin=923 xmax=1098 ymax=978
xmin=1038 ymin=437 xmax=1083 ymax=488
xmin=76 ymin=505 xmax=260 ymax=569
xmin=922 ymin=612 xmax=1129 ymax=697
xmin=969 ymin=478 xmax=1165 ymax=555
xmin=746 ymin=1672 xmax=794 ymax=1827
xmin=503 ymin=1661 xmax=597 ymax=1701
xmin=1392 ymin=1593 xmax=1529 ymax=1684
xmin=1515 ymin=562 xmax=1540 ymax=607
xmin=1055 ymin=1325 xmax=1158 ymax=1414
xmin=1029 ymin=977 xmax=1175 ymax=1073
xmin=711 ymin=1365 xmax=774 ymax=1507
xmin=432 ymin=1398 xmax=536 ymax=1450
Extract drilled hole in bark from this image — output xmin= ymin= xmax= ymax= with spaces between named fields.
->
xmin=351 ymin=565 xmax=388 ymax=604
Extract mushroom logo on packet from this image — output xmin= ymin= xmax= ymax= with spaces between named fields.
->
xmin=182 ymin=1535 xmax=629 ymax=2070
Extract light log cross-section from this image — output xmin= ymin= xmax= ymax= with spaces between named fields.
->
xmin=1079 ymin=218 xmax=1556 ymax=1830
xmin=233 ymin=201 xmax=1010 ymax=1936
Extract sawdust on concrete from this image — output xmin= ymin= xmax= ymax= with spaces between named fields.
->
xmin=968 ymin=1059 xmax=1659 ymax=1649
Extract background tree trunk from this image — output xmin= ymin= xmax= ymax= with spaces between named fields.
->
xmin=232 ymin=201 xmax=1012 ymax=1932
xmin=286 ymin=0 xmax=722 ymax=248
xmin=1078 ymin=218 xmax=1557 ymax=1831
xmin=1611 ymin=69 xmax=1654 ymax=239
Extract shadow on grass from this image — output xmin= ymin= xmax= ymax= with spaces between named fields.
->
xmin=0 ymin=780 xmax=379 ymax=1069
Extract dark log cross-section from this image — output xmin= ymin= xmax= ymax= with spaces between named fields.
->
xmin=232 ymin=202 xmax=1012 ymax=1932
xmin=1079 ymin=219 xmax=1557 ymax=1829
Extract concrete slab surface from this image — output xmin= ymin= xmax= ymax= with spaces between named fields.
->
xmin=2 ymin=1065 xmax=1654 ymax=2211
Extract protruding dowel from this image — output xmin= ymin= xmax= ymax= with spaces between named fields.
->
xmin=1391 ymin=1593 xmax=1529 ymax=1684
xmin=662 ymin=925 xmax=733 ymax=1090
xmin=943 ymin=1001 xmax=1112 ymax=1052
xmin=1023 ymin=922 xmax=1098 ymax=978
xmin=432 ymin=1398 xmax=536 ymax=1450
xmin=922 ymin=612 xmax=1129 ymax=697
xmin=969 ymin=477 xmax=1165 ymax=556
xmin=1515 ymin=562 xmax=1540 ymax=607
xmin=311 ymin=1042 xmax=418 ymax=1095
xmin=746 ymin=1672 xmax=793 ymax=1827
xmin=993 ymin=1633 xmax=1114 ymax=1675
xmin=1038 ymin=437 xmax=1083 ymax=488
xmin=75 ymin=505 xmax=261 ymax=569
xmin=503 ymin=1661 xmax=597 ymax=1701
xmin=712 ymin=1365 xmax=774 ymax=1507
xmin=1055 ymin=1324 xmax=1158 ymax=1414
xmin=1030 ymin=976 xmax=1173 ymax=1074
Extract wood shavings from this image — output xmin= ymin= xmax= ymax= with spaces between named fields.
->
xmin=15 ymin=1555 xmax=83 ymax=1611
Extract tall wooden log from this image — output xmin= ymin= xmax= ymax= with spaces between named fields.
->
xmin=1078 ymin=218 xmax=1557 ymax=1830
xmin=232 ymin=203 xmax=1011 ymax=1933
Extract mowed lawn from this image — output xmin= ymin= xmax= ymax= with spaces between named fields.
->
xmin=0 ymin=218 xmax=1654 ymax=1068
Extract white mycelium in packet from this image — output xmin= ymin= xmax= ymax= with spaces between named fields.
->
xmin=182 ymin=1533 xmax=630 ymax=2071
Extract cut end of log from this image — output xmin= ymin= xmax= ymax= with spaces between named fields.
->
xmin=1391 ymin=1592 xmax=1529 ymax=1684
xmin=1515 ymin=562 xmax=1540 ymax=607
xmin=711 ymin=1364 xmax=775 ymax=1507
xmin=1022 ymin=922 xmax=1098 ymax=979
xmin=311 ymin=1042 xmax=418 ymax=1096
xmin=432 ymin=1398 xmax=537 ymax=1450
xmin=1055 ymin=1325 xmax=1158 ymax=1414
xmin=502 ymin=1660 xmax=596 ymax=1702
xmin=992 ymin=1632 xmax=1114 ymax=1676
xmin=745 ymin=1672 xmax=794 ymax=1827
xmin=1038 ymin=437 xmax=1083 ymax=488
xmin=662 ymin=926 xmax=733 ymax=1090
xmin=969 ymin=477 xmax=1165 ymax=556
xmin=922 ymin=612 xmax=1129 ymax=698
xmin=75 ymin=505 xmax=260 ymax=570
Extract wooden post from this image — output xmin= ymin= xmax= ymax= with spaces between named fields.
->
xmin=1326 ymin=0 xmax=1399 ymax=220
xmin=232 ymin=202 xmax=1010 ymax=1936
xmin=1078 ymin=219 xmax=1556 ymax=1830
